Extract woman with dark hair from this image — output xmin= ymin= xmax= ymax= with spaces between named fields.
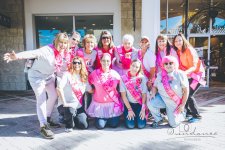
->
xmin=173 ymin=33 xmax=206 ymax=123
xmin=87 ymin=53 xmax=124 ymax=129
xmin=155 ymin=34 xmax=178 ymax=74
xmin=57 ymin=56 xmax=91 ymax=132
xmin=120 ymin=59 xmax=147 ymax=129
xmin=96 ymin=30 xmax=115 ymax=69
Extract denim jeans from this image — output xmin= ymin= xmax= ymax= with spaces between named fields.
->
xmin=58 ymin=105 xmax=89 ymax=129
xmin=147 ymin=93 xmax=185 ymax=128
xmin=124 ymin=103 xmax=146 ymax=129
xmin=95 ymin=116 xmax=120 ymax=129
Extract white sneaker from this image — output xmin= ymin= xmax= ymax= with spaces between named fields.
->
xmin=65 ymin=128 xmax=73 ymax=132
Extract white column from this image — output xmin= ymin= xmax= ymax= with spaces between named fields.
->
xmin=24 ymin=0 xmax=35 ymax=50
xmin=142 ymin=0 xmax=160 ymax=52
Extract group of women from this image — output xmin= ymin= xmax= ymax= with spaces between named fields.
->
xmin=3 ymin=30 xmax=205 ymax=139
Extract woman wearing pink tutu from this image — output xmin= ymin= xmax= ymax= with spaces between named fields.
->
xmin=87 ymin=53 xmax=124 ymax=129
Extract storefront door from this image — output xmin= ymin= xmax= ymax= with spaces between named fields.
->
xmin=188 ymin=35 xmax=211 ymax=87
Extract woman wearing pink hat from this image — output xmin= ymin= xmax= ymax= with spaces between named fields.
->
xmin=147 ymin=56 xmax=189 ymax=128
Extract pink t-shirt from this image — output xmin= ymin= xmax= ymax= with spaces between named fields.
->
xmin=89 ymin=69 xmax=120 ymax=103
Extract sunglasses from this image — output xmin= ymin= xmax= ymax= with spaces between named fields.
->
xmin=164 ymin=62 xmax=173 ymax=66
xmin=73 ymin=61 xmax=81 ymax=65
xmin=72 ymin=38 xmax=79 ymax=42
xmin=102 ymin=37 xmax=110 ymax=40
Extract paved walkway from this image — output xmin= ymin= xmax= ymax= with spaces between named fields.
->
xmin=0 ymin=87 xmax=225 ymax=150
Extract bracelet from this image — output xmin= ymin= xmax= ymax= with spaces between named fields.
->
xmin=141 ymin=104 xmax=146 ymax=110
xmin=127 ymin=107 xmax=132 ymax=111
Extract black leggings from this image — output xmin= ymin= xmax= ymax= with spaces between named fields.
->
xmin=185 ymin=78 xmax=201 ymax=118
xmin=58 ymin=105 xmax=89 ymax=129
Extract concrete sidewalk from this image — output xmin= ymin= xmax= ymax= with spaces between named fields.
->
xmin=0 ymin=87 xmax=225 ymax=150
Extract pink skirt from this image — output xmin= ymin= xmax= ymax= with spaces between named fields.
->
xmin=87 ymin=101 xmax=124 ymax=118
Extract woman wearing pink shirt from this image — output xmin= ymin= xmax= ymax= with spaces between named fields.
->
xmin=113 ymin=34 xmax=138 ymax=76
xmin=87 ymin=53 xmax=124 ymax=129
xmin=155 ymin=34 xmax=178 ymax=74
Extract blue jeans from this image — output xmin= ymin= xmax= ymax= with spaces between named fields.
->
xmin=124 ymin=103 xmax=146 ymax=129
xmin=147 ymin=93 xmax=185 ymax=128
xmin=95 ymin=117 xmax=120 ymax=129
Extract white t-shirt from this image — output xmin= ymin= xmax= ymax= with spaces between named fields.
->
xmin=58 ymin=72 xmax=91 ymax=108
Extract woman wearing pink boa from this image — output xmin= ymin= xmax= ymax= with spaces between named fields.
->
xmin=155 ymin=34 xmax=178 ymax=74
xmin=147 ymin=56 xmax=189 ymax=128
xmin=113 ymin=34 xmax=138 ymax=76
xmin=87 ymin=53 xmax=124 ymax=129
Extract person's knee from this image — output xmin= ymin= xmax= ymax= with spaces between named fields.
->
xmin=95 ymin=119 xmax=106 ymax=129
xmin=125 ymin=122 xmax=135 ymax=129
xmin=108 ymin=117 xmax=120 ymax=128
xmin=137 ymin=120 xmax=146 ymax=129
xmin=108 ymin=120 xmax=119 ymax=128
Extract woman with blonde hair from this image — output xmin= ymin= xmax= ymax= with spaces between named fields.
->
xmin=57 ymin=56 xmax=92 ymax=132
xmin=120 ymin=59 xmax=148 ymax=129
xmin=76 ymin=34 xmax=97 ymax=73
xmin=3 ymin=32 xmax=69 ymax=139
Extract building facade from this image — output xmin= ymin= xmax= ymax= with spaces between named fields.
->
xmin=0 ymin=0 xmax=224 ymax=90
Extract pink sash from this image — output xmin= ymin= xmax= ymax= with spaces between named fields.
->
xmin=122 ymin=73 xmax=149 ymax=119
xmin=161 ymin=70 xmax=182 ymax=107
xmin=96 ymin=69 xmax=123 ymax=111
xmin=190 ymin=72 xmax=206 ymax=90
xmin=69 ymin=80 xmax=84 ymax=105
xmin=49 ymin=44 xmax=71 ymax=72
xmin=116 ymin=46 xmax=132 ymax=69
xmin=121 ymin=74 xmax=142 ymax=104
xmin=177 ymin=53 xmax=206 ymax=90
xmin=138 ymin=50 xmax=150 ymax=78
xmin=156 ymin=51 xmax=163 ymax=75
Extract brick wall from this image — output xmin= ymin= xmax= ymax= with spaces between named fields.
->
xmin=121 ymin=0 xmax=142 ymax=48
xmin=0 ymin=0 xmax=26 ymax=90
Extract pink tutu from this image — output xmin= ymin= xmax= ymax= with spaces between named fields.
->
xmin=87 ymin=101 xmax=124 ymax=118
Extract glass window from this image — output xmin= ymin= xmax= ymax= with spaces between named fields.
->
xmin=167 ymin=0 xmax=185 ymax=34
xmin=188 ymin=1 xmax=210 ymax=34
xmin=35 ymin=16 xmax=73 ymax=47
xmin=211 ymin=0 xmax=225 ymax=34
xmin=160 ymin=0 xmax=167 ymax=34
xmin=75 ymin=15 xmax=113 ymax=40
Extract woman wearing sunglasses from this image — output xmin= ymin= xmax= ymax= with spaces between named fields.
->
xmin=3 ymin=33 xmax=69 ymax=139
xmin=173 ymin=33 xmax=205 ymax=123
xmin=95 ymin=30 xmax=116 ymax=69
xmin=147 ymin=56 xmax=189 ymax=128
xmin=87 ymin=53 xmax=124 ymax=129
xmin=57 ymin=56 xmax=92 ymax=132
